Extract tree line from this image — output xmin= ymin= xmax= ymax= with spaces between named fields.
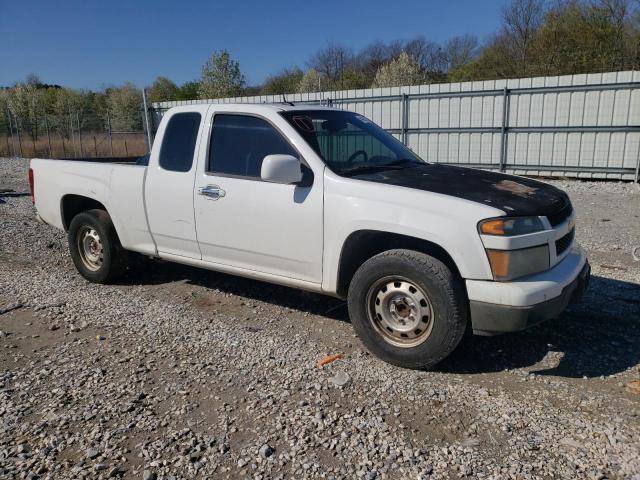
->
xmin=2 ymin=0 xmax=639 ymax=140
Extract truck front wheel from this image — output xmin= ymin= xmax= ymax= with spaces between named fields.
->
xmin=347 ymin=249 xmax=468 ymax=370
xmin=68 ymin=209 xmax=128 ymax=284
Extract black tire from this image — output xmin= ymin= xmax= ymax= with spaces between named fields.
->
xmin=347 ymin=249 xmax=468 ymax=370
xmin=68 ymin=209 xmax=128 ymax=284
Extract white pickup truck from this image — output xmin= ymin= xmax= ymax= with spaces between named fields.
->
xmin=29 ymin=103 xmax=590 ymax=369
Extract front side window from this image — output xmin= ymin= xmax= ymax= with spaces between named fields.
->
xmin=159 ymin=112 xmax=201 ymax=172
xmin=208 ymin=114 xmax=297 ymax=178
xmin=280 ymin=110 xmax=423 ymax=176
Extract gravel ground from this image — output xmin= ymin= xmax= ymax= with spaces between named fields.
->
xmin=1 ymin=157 xmax=639 ymax=480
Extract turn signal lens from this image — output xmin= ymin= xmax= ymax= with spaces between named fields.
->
xmin=480 ymin=219 xmax=506 ymax=235
xmin=479 ymin=216 xmax=544 ymax=236
xmin=486 ymin=250 xmax=510 ymax=278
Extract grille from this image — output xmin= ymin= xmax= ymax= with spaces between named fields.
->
xmin=555 ymin=228 xmax=575 ymax=256
xmin=547 ymin=201 xmax=573 ymax=227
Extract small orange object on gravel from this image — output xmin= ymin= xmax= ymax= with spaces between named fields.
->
xmin=626 ymin=380 xmax=640 ymax=395
xmin=316 ymin=354 xmax=344 ymax=368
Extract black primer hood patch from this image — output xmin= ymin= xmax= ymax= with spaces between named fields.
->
xmin=349 ymin=163 xmax=570 ymax=217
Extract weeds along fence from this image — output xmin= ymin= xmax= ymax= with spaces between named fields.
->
xmin=155 ymin=70 xmax=640 ymax=182
xmin=0 ymin=109 xmax=151 ymax=159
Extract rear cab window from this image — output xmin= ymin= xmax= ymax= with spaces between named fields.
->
xmin=159 ymin=112 xmax=202 ymax=172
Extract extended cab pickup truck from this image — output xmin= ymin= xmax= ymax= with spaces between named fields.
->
xmin=30 ymin=104 xmax=590 ymax=369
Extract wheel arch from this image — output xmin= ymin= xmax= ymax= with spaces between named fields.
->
xmin=60 ymin=194 xmax=109 ymax=231
xmin=335 ymin=230 xmax=463 ymax=298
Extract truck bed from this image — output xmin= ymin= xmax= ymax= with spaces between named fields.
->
xmin=31 ymin=157 xmax=156 ymax=255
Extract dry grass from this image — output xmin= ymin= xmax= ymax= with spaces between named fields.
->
xmin=0 ymin=133 xmax=148 ymax=159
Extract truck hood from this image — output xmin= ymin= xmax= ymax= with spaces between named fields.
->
xmin=348 ymin=163 xmax=570 ymax=217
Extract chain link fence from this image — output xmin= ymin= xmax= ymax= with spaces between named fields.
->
xmin=0 ymin=107 xmax=152 ymax=159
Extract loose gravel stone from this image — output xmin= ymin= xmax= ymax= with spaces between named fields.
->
xmin=329 ymin=371 xmax=351 ymax=387
xmin=259 ymin=444 xmax=275 ymax=459
xmin=142 ymin=471 xmax=156 ymax=480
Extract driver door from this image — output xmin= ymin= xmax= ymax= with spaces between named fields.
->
xmin=193 ymin=111 xmax=324 ymax=284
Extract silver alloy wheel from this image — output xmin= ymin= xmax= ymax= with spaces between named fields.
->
xmin=76 ymin=226 xmax=103 ymax=272
xmin=366 ymin=276 xmax=435 ymax=348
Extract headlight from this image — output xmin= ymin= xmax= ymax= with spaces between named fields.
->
xmin=478 ymin=216 xmax=544 ymax=236
xmin=486 ymin=245 xmax=550 ymax=281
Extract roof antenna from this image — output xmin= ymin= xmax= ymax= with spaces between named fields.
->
xmin=282 ymin=93 xmax=294 ymax=106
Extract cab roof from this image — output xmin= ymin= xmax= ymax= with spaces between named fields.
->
xmin=168 ymin=102 xmax=340 ymax=114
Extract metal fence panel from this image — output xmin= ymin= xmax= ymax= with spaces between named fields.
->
xmin=152 ymin=70 xmax=640 ymax=181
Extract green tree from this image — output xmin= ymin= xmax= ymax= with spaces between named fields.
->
xmin=199 ymin=50 xmax=245 ymax=99
xmin=106 ymin=83 xmax=142 ymax=131
xmin=338 ymin=68 xmax=369 ymax=90
xmin=297 ymin=69 xmax=324 ymax=93
xmin=261 ymin=67 xmax=304 ymax=95
xmin=175 ymin=81 xmax=200 ymax=101
xmin=372 ymin=52 xmax=425 ymax=87
xmin=48 ymin=87 xmax=92 ymax=138
xmin=147 ymin=76 xmax=178 ymax=103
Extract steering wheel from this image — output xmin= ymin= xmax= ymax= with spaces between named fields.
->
xmin=347 ymin=150 xmax=369 ymax=163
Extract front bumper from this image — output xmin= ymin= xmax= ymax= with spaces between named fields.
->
xmin=467 ymin=246 xmax=590 ymax=335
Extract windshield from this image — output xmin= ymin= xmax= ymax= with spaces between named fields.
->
xmin=280 ymin=110 xmax=424 ymax=175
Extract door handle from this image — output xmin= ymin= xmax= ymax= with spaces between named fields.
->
xmin=198 ymin=185 xmax=226 ymax=200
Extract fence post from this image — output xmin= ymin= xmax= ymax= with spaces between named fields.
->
xmin=31 ymin=131 xmax=36 ymax=158
xmin=69 ymin=112 xmax=76 ymax=157
xmin=401 ymin=93 xmax=409 ymax=145
xmin=499 ymin=87 xmax=510 ymax=172
xmin=107 ymin=111 xmax=114 ymax=156
xmin=142 ymin=88 xmax=153 ymax=153
xmin=635 ymin=152 xmax=639 ymax=184
xmin=44 ymin=114 xmax=52 ymax=157
xmin=77 ymin=113 xmax=84 ymax=157
xmin=6 ymin=110 xmax=15 ymax=157
xmin=15 ymin=114 xmax=23 ymax=158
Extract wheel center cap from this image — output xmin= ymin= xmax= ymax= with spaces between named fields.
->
xmin=394 ymin=300 xmax=411 ymax=318
xmin=389 ymin=297 xmax=416 ymax=327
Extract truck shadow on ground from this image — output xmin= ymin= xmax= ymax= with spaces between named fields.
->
xmin=124 ymin=262 xmax=639 ymax=379
xmin=0 ymin=190 xmax=30 ymax=203
xmin=440 ymin=275 xmax=640 ymax=378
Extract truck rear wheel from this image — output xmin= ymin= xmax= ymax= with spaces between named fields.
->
xmin=347 ymin=249 xmax=467 ymax=370
xmin=68 ymin=209 xmax=128 ymax=284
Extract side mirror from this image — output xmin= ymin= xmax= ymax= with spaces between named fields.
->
xmin=261 ymin=154 xmax=303 ymax=184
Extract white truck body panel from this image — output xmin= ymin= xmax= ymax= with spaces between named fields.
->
xmin=30 ymin=159 xmax=156 ymax=255
xmin=320 ymin=170 xmax=503 ymax=294
xmin=144 ymin=104 xmax=210 ymax=259
xmin=191 ymin=105 xmax=325 ymax=283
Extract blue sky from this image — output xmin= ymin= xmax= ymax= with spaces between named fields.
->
xmin=0 ymin=0 xmax=506 ymax=90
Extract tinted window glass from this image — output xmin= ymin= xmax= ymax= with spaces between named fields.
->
xmin=159 ymin=112 xmax=201 ymax=172
xmin=209 ymin=114 xmax=297 ymax=178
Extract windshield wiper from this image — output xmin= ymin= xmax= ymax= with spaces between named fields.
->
xmin=385 ymin=158 xmax=424 ymax=167
xmin=340 ymin=159 xmax=424 ymax=176
xmin=340 ymin=164 xmax=406 ymax=176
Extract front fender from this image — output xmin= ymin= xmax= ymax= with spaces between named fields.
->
xmin=321 ymin=174 xmax=501 ymax=294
